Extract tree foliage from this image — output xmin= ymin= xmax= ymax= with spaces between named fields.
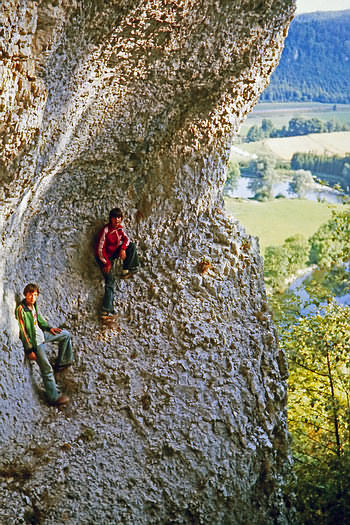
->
xmin=264 ymin=234 xmax=309 ymax=290
xmin=291 ymin=153 xmax=350 ymax=191
xmin=309 ymin=209 xmax=350 ymax=268
xmin=248 ymin=155 xmax=278 ymax=201
xmin=264 ymin=245 xmax=290 ymax=287
xmin=270 ymin=209 xmax=350 ymax=523
xmin=225 ymin=158 xmax=240 ymax=189
xmin=264 ymin=209 xmax=350 ymax=292
xmin=289 ymin=169 xmax=314 ymax=198
xmin=279 ymin=301 xmax=350 ymax=523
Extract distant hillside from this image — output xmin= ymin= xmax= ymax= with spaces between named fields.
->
xmin=261 ymin=10 xmax=350 ymax=103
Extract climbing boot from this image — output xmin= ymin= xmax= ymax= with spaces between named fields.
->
xmin=101 ymin=310 xmax=116 ymax=317
xmin=54 ymin=363 xmax=72 ymax=373
xmin=120 ymin=269 xmax=136 ymax=279
xmin=54 ymin=394 xmax=70 ymax=406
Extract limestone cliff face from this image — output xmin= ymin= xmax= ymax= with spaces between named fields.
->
xmin=0 ymin=1 xmax=295 ymax=523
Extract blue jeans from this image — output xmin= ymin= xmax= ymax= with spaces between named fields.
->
xmin=36 ymin=329 xmax=73 ymax=403
xmin=98 ymin=242 xmax=139 ymax=313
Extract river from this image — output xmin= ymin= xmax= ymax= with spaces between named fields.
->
xmin=226 ymin=175 xmax=344 ymax=204
xmin=284 ymin=264 xmax=350 ymax=317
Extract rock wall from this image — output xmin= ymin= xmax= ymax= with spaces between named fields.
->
xmin=0 ymin=1 xmax=295 ymax=524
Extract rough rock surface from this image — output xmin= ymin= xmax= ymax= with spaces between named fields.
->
xmin=0 ymin=1 xmax=295 ymax=524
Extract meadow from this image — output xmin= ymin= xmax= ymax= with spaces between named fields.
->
xmin=224 ymin=197 xmax=340 ymax=254
xmin=240 ymin=101 xmax=350 ymax=134
xmin=240 ymin=131 xmax=350 ymax=161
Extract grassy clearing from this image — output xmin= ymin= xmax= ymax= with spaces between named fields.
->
xmin=224 ymin=197 xmax=341 ymax=254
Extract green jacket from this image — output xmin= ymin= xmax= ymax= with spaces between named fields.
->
xmin=16 ymin=300 xmax=52 ymax=353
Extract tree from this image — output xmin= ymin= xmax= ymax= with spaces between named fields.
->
xmin=225 ymin=158 xmax=240 ymax=190
xmin=284 ymin=301 xmax=350 ymax=458
xmin=289 ymin=169 xmax=314 ymax=198
xmin=279 ymin=301 xmax=350 ymax=523
xmin=309 ymin=210 xmax=350 ymax=268
xmin=290 ymin=153 xmax=350 ymax=190
xmin=284 ymin=234 xmax=309 ymax=273
xmin=264 ymin=245 xmax=290 ymax=289
xmin=264 ymin=234 xmax=309 ymax=290
xmin=288 ymin=117 xmax=309 ymax=136
xmin=271 ymin=208 xmax=350 ymax=523
xmin=246 ymin=125 xmax=262 ymax=142
xmin=260 ymin=12 xmax=350 ymax=104
xmin=342 ymin=163 xmax=350 ymax=192
xmin=261 ymin=118 xmax=274 ymax=137
xmin=249 ymin=155 xmax=278 ymax=201
xmin=328 ymin=209 xmax=350 ymax=262
xmin=309 ymin=117 xmax=325 ymax=134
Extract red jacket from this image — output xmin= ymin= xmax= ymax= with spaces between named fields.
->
xmin=96 ymin=223 xmax=130 ymax=265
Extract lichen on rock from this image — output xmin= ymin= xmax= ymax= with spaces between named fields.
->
xmin=0 ymin=1 xmax=295 ymax=523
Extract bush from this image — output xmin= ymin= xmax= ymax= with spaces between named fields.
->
xmin=309 ymin=220 xmax=346 ymax=268
xmin=264 ymin=234 xmax=309 ymax=289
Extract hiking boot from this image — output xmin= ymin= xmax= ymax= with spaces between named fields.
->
xmin=54 ymin=394 xmax=70 ymax=406
xmin=54 ymin=363 xmax=72 ymax=372
xmin=120 ymin=269 xmax=133 ymax=279
xmin=101 ymin=310 xmax=116 ymax=317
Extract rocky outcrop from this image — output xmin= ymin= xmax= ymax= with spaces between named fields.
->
xmin=0 ymin=1 xmax=295 ymax=523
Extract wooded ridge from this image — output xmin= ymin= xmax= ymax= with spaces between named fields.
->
xmin=261 ymin=10 xmax=350 ymax=103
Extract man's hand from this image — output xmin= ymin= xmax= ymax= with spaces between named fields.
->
xmin=119 ymin=249 xmax=126 ymax=261
xmin=103 ymin=262 xmax=112 ymax=274
xmin=28 ymin=351 xmax=36 ymax=361
xmin=50 ymin=327 xmax=62 ymax=335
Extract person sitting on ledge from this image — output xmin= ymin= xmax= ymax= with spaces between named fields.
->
xmin=16 ymin=283 xmax=73 ymax=406
xmin=96 ymin=207 xmax=139 ymax=316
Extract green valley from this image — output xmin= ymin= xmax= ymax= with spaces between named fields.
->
xmin=224 ymin=197 xmax=338 ymax=254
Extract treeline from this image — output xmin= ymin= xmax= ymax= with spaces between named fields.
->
xmin=246 ymin=117 xmax=349 ymax=142
xmin=260 ymin=11 xmax=350 ymax=103
xmin=291 ymin=152 xmax=350 ymax=189
xmin=225 ymin=152 xmax=350 ymax=201
xmin=235 ymin=151 xmax=350 ymax=194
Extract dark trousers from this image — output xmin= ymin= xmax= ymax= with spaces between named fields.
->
xmin=98 ymin=242 xmax=139 ymax=312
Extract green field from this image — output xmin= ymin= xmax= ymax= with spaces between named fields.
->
xmin=240 ymin=102 xmax=350 ymax=135
xmin=224 ymin=197 xmax=341 ymax=254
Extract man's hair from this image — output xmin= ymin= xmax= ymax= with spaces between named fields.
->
xmin=23 ymin=283 xmax=40 ymax=295
xmin=109 ymin=207 xmax=123 ymax=221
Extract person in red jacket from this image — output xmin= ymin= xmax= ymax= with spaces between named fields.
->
xmin=96 ymin=207 xmax=139 ymax=315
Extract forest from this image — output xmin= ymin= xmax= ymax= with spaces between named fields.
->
xmin=291 ymin=152 xmax=350 ymax=191
xmin=261 ymin=10 xmax=350 ymax=103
